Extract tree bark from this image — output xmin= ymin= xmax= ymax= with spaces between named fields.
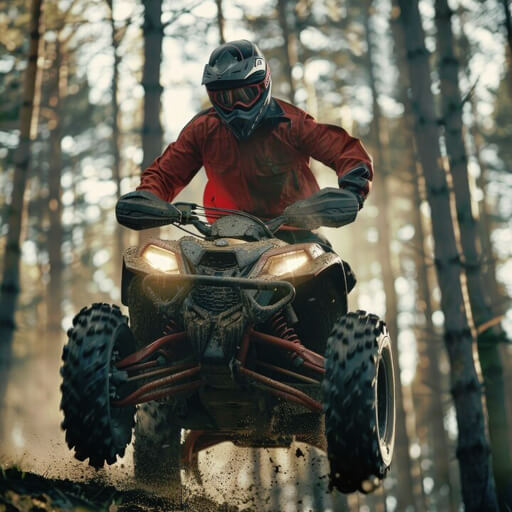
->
xmin=411 ymin=165 xmax=457 ymax=512
xmin=501 ymin=0 xmax=512 ymax=93
xmin=468 ymin=100 xmax=506 ymax=317
xmin=142 ymin=0 xmax=164 ymax=171
xmin=434 ymin=2 xmax=512 ymax=507
xmin=0 ymin=0 xmax=43 ymax=424
xmin=46 ymin=38 xmax=64 ymax=332
xmin=215 ymin=0 xmax=225 ymax=44
xmin=107 ymin=0 xmax=124 ymax=269
xmin=389 ymin=7 xmax=456 ymax=508
xmin=363 ymin=3 xmax=419 ymax=509
xmin=277 ymin=0 xmax=296 ymax=101
xmin=397 ymin=1 xmax=498 ymax=509
xmin=140 ymin=0 xmax=164 ymax=243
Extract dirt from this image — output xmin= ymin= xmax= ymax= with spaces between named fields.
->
xmin=0 ymin=467 xmax=245 ymax=512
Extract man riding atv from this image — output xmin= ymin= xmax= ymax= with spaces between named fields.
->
xmin=60 ymin=40 xmax=395 ymax=498
xmin=121 ymin=39 xmax=373 ymax=247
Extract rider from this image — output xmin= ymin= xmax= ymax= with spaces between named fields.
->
xmin=123 ymin=40 xmax=373 ymax=244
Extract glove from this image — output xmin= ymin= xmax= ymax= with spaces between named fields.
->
xmin=116 ymin=190 xmax=182 ymax=230
xmin=283 ymin=188 xmax=360 ymax=230
xmin=338 ymin=165 xmax=371 ymax=208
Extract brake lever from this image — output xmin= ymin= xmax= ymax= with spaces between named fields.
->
xmin=173 ymin=202 xmax=198 ymax=224
xmin=266 ymin=215 xmax=286 ymax=234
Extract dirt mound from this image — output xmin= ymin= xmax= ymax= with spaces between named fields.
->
xmin=0 ymin=467 xmax=243 ymax=512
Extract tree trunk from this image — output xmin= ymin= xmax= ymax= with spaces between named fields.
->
xmin=142 ymin=0 xmax=164 ymax=171
xmin=0 ymin=0 xmax=43 ymax=425
xmin=107 ymin=0 xmax=124 ymax=269
xmin=215 ymin=0 xmax=225 ymax=44
xmin=140 ymin=0 xmax=164 ymax=243
xmin=434 ymin=2 xmax=512 ymax=506
xmin=468 ymin=100 xmax=506 ymax=317
xmin=397 ymin=1 xmax=498 ymax=509
xmin=389 ymin=7 xmax=457 ymax=508
xmin=277 ymin=0 xmax=296 ymax=101
xmin=363 ymin=3 xmax=419 ymax=509
xmin=46 ymin=38 xmax=64 ymax=332
xmin=501 ymin=0 xmax=512 ymax=93
xmin=411 ymin=165 xmax=458 ymax=512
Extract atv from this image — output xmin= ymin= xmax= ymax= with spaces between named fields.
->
xmin=60 ymin=189 xmax=396 ymax=495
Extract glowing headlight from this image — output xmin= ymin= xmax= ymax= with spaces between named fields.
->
xmin=142 ymin=245 xmax=179 ymax=273
xmin=263 ymin=250 xmax=310 ymax=277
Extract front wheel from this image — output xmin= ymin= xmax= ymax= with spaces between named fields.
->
xmin=322 ymin=310 xmax=395 ymax=494
xmin=60 ymin=303 xmax=137 ymax=467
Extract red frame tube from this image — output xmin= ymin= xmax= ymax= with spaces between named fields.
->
xmin=112 ymin=326 xmax=326 ymax=416
xmin=238 ymin=367 xmax=322 ymax=413
xmin=254 ymin=360 xmax=320 ymax=385
xmin=112 ymin=365 xmax=200 ymax=406
xmin=116 ymin=331 xmax=187 ymax=369
xmin=126 ymin=360 xmax=195 ymax=382
xmin=249 ymin=330 xmax=325 ymax=373
xmin=127 ymin=380 xmax=203 ymax=406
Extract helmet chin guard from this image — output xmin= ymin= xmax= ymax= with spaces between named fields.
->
xmin=202 ymin=40 xmax=272 ymax=140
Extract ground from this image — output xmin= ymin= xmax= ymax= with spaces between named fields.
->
xmin=0 ymin=467 xmax=244 ymax=512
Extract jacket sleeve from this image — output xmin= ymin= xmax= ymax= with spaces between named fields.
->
xmin=136 ymin=120 xmax=203 ymax=202
xmin=294 ymin=111 xmax=374 ymax=204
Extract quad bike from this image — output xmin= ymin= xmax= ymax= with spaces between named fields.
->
xmin=60 ymin=188 xmax=396 ymax=495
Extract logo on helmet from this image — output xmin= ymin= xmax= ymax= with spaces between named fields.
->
xmin=263 ymin=67 xmax=271 ymax=88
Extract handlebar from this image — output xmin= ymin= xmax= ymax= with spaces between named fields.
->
xmin=116 ymin=187 xmax=359 ymax=237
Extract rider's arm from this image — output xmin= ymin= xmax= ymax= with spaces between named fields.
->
xmin=293 ymin=111 xmax=373 ymax=208
xmin=137 ymin=117 xmax=204 ymax=202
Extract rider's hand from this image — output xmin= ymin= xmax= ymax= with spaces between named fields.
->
xmin=116 ymin=190 xmax=182 ymax=230
xmin=283 ymin=188 xmax=360 ymax=230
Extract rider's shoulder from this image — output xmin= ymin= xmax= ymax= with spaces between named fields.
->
xmin=273 ymin=98 xmax=309 ymax=120
xmin=180 ymin=107 xmax=218 ymax=136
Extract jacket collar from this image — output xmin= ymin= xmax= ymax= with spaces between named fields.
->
xmin=260 ymin=98 xmax=290 ymax=130
xmin=265 ymin=97 xmax=289 ymax=120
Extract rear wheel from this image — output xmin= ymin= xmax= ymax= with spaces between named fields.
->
xmin=134 ymin=401 xmax=182 ymax=494
xmin=322 ymin=310 xmax=395 ymax=494
xmin=60 ymin=303 xmax=136 ymax=467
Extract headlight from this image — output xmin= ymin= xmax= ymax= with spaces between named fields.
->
xmin=263 ymin=250 xmax=309 ymax=277
xmin=142 ymin=244 xmax=180 ymax=274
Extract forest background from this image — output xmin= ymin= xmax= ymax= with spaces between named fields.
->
xmin=0 ymin=0 xmax=511 ymax=511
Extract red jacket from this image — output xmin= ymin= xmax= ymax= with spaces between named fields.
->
xmin=137 ymin=98 xmax=373 ymax=217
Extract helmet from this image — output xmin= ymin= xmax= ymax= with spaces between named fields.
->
xmin=201 ymin=40 xmax=272 ymax=140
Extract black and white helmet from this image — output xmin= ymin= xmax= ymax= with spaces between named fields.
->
xmin=201 ymin=40 xmax=272 ymax=140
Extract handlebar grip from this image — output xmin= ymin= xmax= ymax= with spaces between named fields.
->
xmin=116 ymin=191 xmax=182 ymax=230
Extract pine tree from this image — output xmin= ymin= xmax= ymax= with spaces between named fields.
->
xmin=0 ymin=0 xmax=44 ymax=420
xmin=397 ymin=0 xmax=498 ymax=508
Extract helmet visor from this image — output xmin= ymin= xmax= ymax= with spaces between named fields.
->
xmin=208 ymin=81 xmax=265 ymax=112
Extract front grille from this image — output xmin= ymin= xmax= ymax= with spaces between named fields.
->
xmin=191 ymin=251 xmax=241 ymax=312
xmin=198 ymin=252 xmax=238 ymax=271
xmin=192 ymin=285 xmax=241 ymax=313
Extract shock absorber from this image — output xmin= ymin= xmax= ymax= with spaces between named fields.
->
xmin=157 ymin=319 xmax=180 ymax=360
xmin=162 ymin=319 xmax=179 ymax=335
xmin=271 ymin=312 xmax=300 ymax=343
xmin=270 ymin=312 xmax=304 ymax=365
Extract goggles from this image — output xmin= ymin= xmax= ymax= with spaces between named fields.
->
xmin=208 ymin=81 xmax=266 ymax=111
